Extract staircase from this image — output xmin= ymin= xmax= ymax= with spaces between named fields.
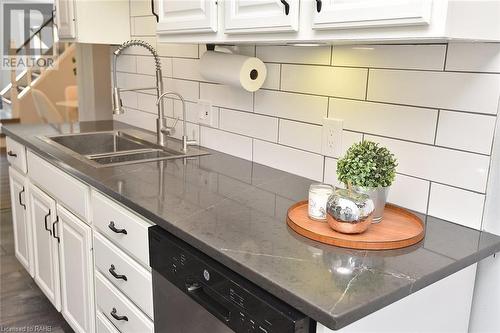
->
xmin=0 ymin=14 xmax=75 ymax=122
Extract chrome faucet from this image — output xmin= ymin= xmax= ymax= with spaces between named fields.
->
xmin=156 ymin=91 xmax=197 ymax=153
xmin=111 ymin=40 xmax=173 ymax=147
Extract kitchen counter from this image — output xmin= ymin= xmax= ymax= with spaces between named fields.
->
xmin=3 ymin=120 xmax=500 ymax=330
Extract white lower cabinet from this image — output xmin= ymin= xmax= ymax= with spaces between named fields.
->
xmin=29 ymin=183 xmax=61 ymax=311
xmin=58 ymin=204 xmax=95 ymax=333
xmin=8 ymin=167 xmax=34 ymax=277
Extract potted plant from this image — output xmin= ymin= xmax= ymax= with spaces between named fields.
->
xmin=336 ymin=140 xmax=397 ymax=223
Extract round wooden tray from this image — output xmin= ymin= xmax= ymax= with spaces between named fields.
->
xmin=287 ymin=201 xmax=425 ymax=250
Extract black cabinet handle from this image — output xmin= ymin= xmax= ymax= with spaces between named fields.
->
xmin=316 ymin=0 xmax=322 ymax=12
xmin=44 ymin=210 xmax=52 ymax=236
xmin=151 ymin=0 xmax=159 ymax=22
xmin=109 ymin=264 xmax=127 ymax=281
xmin=110 ymin=308 xmax=128 ymax=321
xmin=7 ymin=150 xmax=17 ymax=157
xmin=280 ymin=0 xmax=290 ymax=15
xmin=108 ymin=221 xmax=127 ymax=235
xmin=52 ymin=216 xmax=60 ymax=243
xmin=18 ymin=186 xmax=26 ymax=210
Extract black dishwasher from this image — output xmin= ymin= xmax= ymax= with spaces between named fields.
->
xmin=149 ymin=226 xmax=313 ymax=333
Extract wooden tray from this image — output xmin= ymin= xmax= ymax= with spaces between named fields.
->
xmin=287 ymin=201 xmax=424 ymax=250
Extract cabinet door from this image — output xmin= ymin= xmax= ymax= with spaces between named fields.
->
xmin=55 ymin=0 xmax=76 ymax=39
xmin=58 ymin=204 xmax=95 ymax=333
xmin=157 ymin=0 xmax=218 ymax=34
xmin=29 ymin=184 xmax=61 ymax=311
xmin=224 ymin=0 xmax=299 ymax=34
xmin=8 ymin=167 xmax=34 ymax=277
xmin=312 ymin=0 xmax=432 ymax=30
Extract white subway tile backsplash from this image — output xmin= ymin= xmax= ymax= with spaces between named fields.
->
xmin=256 ymin=45 xmax=331 ymax=65
xmin=253 ymin=140 xmax=324 ymax=181
xmin=333 ymin=44 xmax=446 ymax=70
xmin=157 ymin=43 xmax=199 ymax=58
xmin=172 ymin=58 xmax=204 ymax=81
xmin=255 ymin=90 xmax=328 ymax=124
xmin=220 ymin=109 xmax=278 ymax=142
xmin=281 ymin=65 xmax=368 ymax=99
xmin=446 ymin=43 xmax=500 ymax=73
xmin=279 ymin=120 xmax=322 ymax=154
xmin=366 ymin=135 xmax=490 ymax=193
xmin=160 ymin=57 xmax=173 ymax=77
xmin=136 ymin=56 xmax=156 ymax=75
xmin=115 ymin=55 xmax=136 ymax=73
xmin=367 ymin=69 xmax=500 ymax=114
xmin=200 ymin=127 xmax=252 ymax=160
xmin=323 ymin=157 xmax=340 ymax=187
xmin=164 ymin=78 xmax=199 ymax=102
xmin=388 ymin=175 xmax=430 ymax=213
xmin=428 ymin=183 xmax=485 ymax=229
xmin=114 ymin=109 xmax=156 ymax=132
xmin=329 ymin=98 xmax=438 ymax=144
xmin=200 ymin=83 xmax=253 ymax=111
xmin=261 ymin=63 xmax=280 ymax=90
xmin=115 ymin=28 xmax=498 ymax=231
xmin=436 ymin=111 xmax=495 ymax=155
xmin=116 ymin=72 xmax=156 ymax=90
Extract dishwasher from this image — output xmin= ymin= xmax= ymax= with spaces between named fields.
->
xmin=149 ymin=226 xmax=313 ymax=333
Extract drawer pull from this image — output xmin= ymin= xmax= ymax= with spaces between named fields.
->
xmin=280 ymin=0 xmax=290 ymax=15
xmin=316 ymin=0 xmax=322 ymax=12
xmin=7 ymin=150 xmax=17 ymax=157
xmin=110 ymin=307 xmax=128 ymax=321
xmin=108 ymin=221 xmax=127 ymax=235
xmin=52 ymin=216 xmax=60 ymax=243
xmin=44 ymin=210 xmax=52 ymax=236
xmin=109 ymin=264 xmax=128 ymax=281
xmin=18 ymin=186 xmax=26 ymax=210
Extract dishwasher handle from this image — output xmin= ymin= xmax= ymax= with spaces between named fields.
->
xmin=186 ymin=281 xmax=231 ymax=323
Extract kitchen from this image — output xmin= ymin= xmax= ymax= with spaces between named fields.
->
xmin=1 ymin=0 xmax=500 ymax=332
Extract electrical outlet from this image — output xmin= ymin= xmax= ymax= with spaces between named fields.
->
xmin=322 ymin=118 xmax=343 ymax=158
xmin=198 ymin=99 xmax=214 ymax=126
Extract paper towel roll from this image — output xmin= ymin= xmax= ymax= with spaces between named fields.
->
xmin=199 ymin=51 xmax=267 ymax=92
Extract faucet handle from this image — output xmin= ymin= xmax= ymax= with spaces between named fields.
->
xmin=170 ymin=116 xmax=179 ymax=129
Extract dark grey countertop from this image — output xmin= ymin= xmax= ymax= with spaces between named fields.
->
xmin=3 ymin=120 xmax=500 ymax=330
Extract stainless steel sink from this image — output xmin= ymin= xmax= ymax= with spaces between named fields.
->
xmin=38 ymin=131 xmax=209 ymax=167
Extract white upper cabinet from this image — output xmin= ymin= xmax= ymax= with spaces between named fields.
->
xmin=224 ymin=0 xmax=300 ymax=34
xmin=55 ymin=0 xmax=76 ymax=39
xmin=157 ymin=0 xmax=218 ymax=34
xmin=157 ymin=0 xmax=500 ymax=43
xmin=312 ymin=0 xmax=432 ymax=30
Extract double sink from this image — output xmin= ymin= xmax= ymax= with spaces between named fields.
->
xmin=38 ymin=131 xmax=209 ymax=167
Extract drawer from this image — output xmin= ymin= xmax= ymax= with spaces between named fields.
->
xmin=96 ymin=311 xmax=120 ymax=333
xmin=94 ymin=232 xmax=153 ymax=319
xmin=27 ymin=151 xmax=90 ymax=221
xmin=92 ymin=190 xmax=152 ymax=266
xmin=95 ymin=271 xmax=154 ymax=333
xmin=6 ymin=137 xmax=27 ymax=173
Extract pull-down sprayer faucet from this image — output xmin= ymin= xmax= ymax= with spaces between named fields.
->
xmin=112 ymin=40 xmax=187 ymax=149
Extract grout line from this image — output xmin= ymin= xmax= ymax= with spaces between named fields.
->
xmin=425 ymin=182 xmax=433 ymax=218
xmin=330 ymin=45 xmax=334 ymax=66
xmin=279 ymin=64 xmax=283 ymax=91
xmin=433 ymin=110 xmax=441 ymax=145
xmin=442 ymin=44 xmax=449 ymax=71
xmin=364 ymin=69 xmax=370 ymax=101
xmin=277 ymin=118 xmax=281 ymax=143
